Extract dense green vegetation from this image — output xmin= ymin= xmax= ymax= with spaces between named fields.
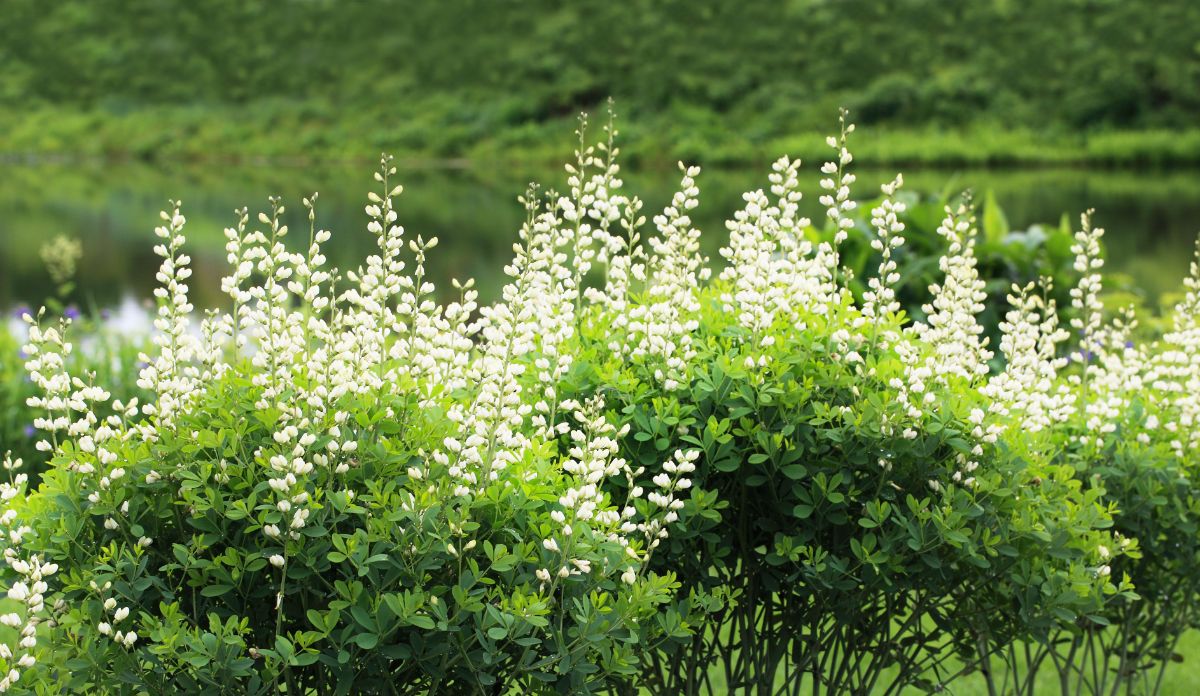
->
xmin=3 ymin=0 xmax=1200 ymax=164
xmin=4 ymin=1 xmax=1200 ymax=691
xmin=3 ymin=122 xmax=1200 ymax=694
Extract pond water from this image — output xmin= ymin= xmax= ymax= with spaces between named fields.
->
xmin=2 ymin=160 xmax=1199 ymax=315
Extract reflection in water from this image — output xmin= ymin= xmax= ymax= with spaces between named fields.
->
xmin=2 ymin=161 xmax=1199 ymax=312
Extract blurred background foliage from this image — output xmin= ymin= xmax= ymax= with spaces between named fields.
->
xmin=2 ymin=0 xmax=1199 ymax=165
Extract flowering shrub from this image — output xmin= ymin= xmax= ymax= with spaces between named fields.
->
xmin=974 ymin=228 xmax=1200 ymax=695
xmin=2 ymin=112 xmax=1197 ymax=695
xmin=568 ymin=121 xmax=1126 ymax=694
xmin=10 ymin=157 xmax=689 ymax=694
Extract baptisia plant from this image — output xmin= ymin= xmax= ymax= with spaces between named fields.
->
xmin=0 ymin=109 xmax=1191 ymax=696
xmin=8 ymin=150 xmax=690 ymax=695
xmin=566 ymin=113 xmax=1126 ymax=695
xmin=975 ymin=221 xmax=1200 ymax=696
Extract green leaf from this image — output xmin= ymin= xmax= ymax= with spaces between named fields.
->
xmin=486 ymin=626 xmax=508 ymax=640
xmin=982 ymin=189 xmax=1009 ymax=244
xmin=200 ymin=584 xmax=234 ymax=598
xmin=781 ymin=464 xmax=807 ymax=480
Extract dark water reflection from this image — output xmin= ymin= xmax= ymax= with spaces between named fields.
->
xmin=2 ymin=161 xmax=1198 ymax=313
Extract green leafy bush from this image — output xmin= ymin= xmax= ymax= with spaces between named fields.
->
xmin=565 ymin=122 xmax=1124 ymax=693
xmin=1 ymin=116 xmax=1198 ymax=696
xmin=9 ymin=169 xmax=693 ymax=694
xmin=974 ymin=235 xmax=1200 ymax=695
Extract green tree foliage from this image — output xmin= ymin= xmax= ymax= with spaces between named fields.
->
xmin=2 ymin=0 xmax=1198 ymax=157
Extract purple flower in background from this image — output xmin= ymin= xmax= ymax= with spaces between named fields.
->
xmin=64 ymin=306 xmax=81 ymax=320
xmin=100 ymin=308 xmax=112 ymax=320
xmin=11 ymin=305 xmax=30 ymax=320
xmin=23 ymin=425 xmax=35 ymax=438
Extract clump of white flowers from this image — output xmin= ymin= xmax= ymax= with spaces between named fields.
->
xmin=1151 ymin=241 xmax=1200 ymax=454
xmin=982 ymin=281 xmax=1075 ymax=433
xmin=14 ymin=108 xmax=1200 ymax=696
xmin=0 ymin=453 xmax=55 ymax=692
xmin=717 ymin=112 xmax=874 ymax=371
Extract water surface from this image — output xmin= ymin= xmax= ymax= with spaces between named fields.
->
xmin=2 ymin=161 xmax=1198 ymax=313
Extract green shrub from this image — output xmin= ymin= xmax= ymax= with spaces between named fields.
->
xmin=974 ymin=234 xmax=1200 ymax=695
xmin=566 ymin=122 xmax=1123 ymax=693
xmin=1 ymin=115 xmax=1197 ymax=696
xmin=7 ymin=168 xmax=696 ymax=694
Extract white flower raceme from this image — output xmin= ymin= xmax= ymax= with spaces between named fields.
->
xmin=719 ymin=182 xmax=770 ymax=331
xmin=20 ymin=312 xmax=73 ymax=449
xmin=861 ymin=174 xmax=907 ymax=342
xmin=136 ymin=201 xmax=199 ymax=430
xmin=1151 ymin=241 xmax=1200 ymax=454
xmin=1070 ymin=209 xmax=1105 ymax=360
xmin=617 ymin=163 xmax=708 ymax=390
xmin=640 ymin=449 xmax=696 ymax=553
xmin=898 ymin=202 xmax=993 ymax=419
xmin=817 ymin=109 xmax=858 ymax=268
xmin=585 ymin=110 xmax=637 ymax=316
xmin=537 ymin=395 xmax=639 ymax=584
xmin=982 ymin=281 xmax=1075 ymax=433
xmin=221 ymin=206 xmax=255 ymax=350
xmin=0 ymin=459 xmax=56 ymax=691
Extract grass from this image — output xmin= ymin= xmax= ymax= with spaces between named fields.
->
xmin=939 ymin=631 xmax=1200 ymax=696
xmin=6 ymin=104 xmax=1200 ymax=169
xmin=668 ymin=630 xmax=1200 ymax=694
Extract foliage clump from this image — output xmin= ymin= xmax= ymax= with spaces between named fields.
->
xmin=2 ymin=113 xmax=1198 ymax=695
